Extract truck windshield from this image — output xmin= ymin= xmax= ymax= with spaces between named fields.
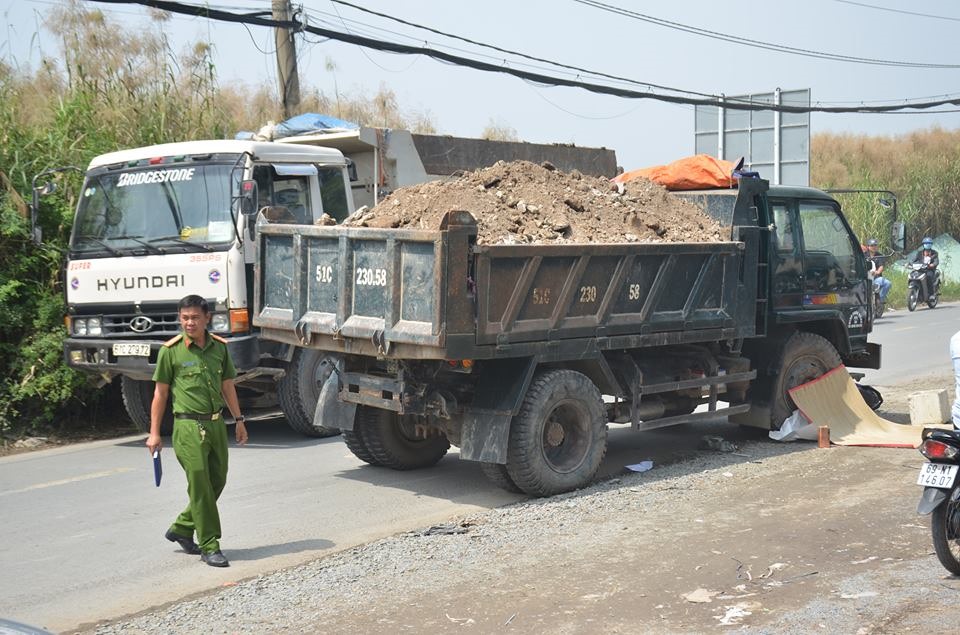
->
xmin=72 ymin=163 xmax=238 ymax=253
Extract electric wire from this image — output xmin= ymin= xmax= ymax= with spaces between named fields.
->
xmin=85 ymin=0 xmax=960 ymax=114
xmin=573 ymin=0 xmax=960 ymax=69
xmin=834 ymin=0 xmax=960 ymax=23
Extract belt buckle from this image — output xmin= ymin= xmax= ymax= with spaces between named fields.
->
xmin=211 ymin=412 xmax=221 ymax=421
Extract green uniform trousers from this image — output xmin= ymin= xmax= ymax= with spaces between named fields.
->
xmin=168 ymin=417 xmax=229 ymax=554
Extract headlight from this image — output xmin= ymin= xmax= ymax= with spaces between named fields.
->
xmin=74 ymin=318 xmax=88 ymax=336
xmin=87 ymin=317 xmax=102 ymax=336
xmin=211 ymin=313 xmax=230 ymax=332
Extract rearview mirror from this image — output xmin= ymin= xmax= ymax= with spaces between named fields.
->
xmin=239 ymin=180 xmax=258 ymax=215
xmin=30 ymin=166 xmax=80 ymax=245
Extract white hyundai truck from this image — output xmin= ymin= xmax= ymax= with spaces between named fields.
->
xmin=62 ymin=139 xmax=355 ymax=435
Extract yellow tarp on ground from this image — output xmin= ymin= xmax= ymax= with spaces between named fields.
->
xmin=788 ymin=366 xmax=947 ymax=448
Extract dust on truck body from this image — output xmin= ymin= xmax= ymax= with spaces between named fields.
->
xmin=254 ymin=176 xmax=880 ymax=496
xmin=62 ymin=139 xmax=356 ymax=436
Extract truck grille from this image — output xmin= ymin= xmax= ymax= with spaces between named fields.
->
xmin=100 ymin=310 xmax=180 ymax=337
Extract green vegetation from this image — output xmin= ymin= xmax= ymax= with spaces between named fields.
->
xmin=0 ymin=4 xmax=433 ymax=437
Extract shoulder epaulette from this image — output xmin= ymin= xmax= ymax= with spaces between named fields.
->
xmin=210 ymin=333 xmax=228 ymax=344
xmin=162 ymin=334 xmax=184 ymax=348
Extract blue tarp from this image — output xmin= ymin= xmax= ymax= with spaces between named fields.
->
xmin=235 ymin=113 xmax=358 ymax=140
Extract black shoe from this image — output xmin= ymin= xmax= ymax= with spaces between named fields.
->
xmin=165 ymin=529 xmax=201 ymax=555
xmin=201 ymin=550 xmax=230 ymax=567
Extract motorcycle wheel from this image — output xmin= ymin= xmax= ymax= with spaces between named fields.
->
xmin=907 ymin=286 xmax=919 ymax=312
xmin=931 ymin=485 xmax=960 ymax=576
xmin=928 ymin=293 xmax=940 ymax=309
xmin=874 ymin=293 xmax=885 ymax=319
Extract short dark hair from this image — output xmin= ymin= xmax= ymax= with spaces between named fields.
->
xmin=178 ymin=295 xmax=210 ymax=314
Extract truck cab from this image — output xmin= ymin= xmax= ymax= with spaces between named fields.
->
xmin=63 ymin=139 xmax=354 ymax=434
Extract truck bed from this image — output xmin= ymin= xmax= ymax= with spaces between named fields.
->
xmin=254 ymin=212 xmax=761 ymax=360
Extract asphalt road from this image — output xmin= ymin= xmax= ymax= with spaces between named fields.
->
xmin=861 ymin=300 xmax=959 ymax=386
xmin=1 ymin=301 xmax=957 ymax=632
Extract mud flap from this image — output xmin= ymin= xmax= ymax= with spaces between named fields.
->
xmin=314 ymin=367 xmax=357 ymax=432
xmin=917 ymin=486 xmax=948 ymax=515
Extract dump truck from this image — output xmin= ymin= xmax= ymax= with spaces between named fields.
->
xmin=252 ymin=175 xmax=881 ymax=495
xmin=50 ymin=130 xmax=615 ymax=436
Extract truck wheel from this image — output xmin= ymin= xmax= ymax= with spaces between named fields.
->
xmin=480 ymin=462 xmax=523 ymax=493
xmin=121 ymin=376 xmax=173 ymax=435
xmin=770 ymin=332 xmax=842 ymax=429
xmin=276 ymin=349 xmax=340 ymax=438
xmin=360 ymin=407 xmax=450 ymax=470
xmin=342 ymin=407 xmax=384 ymax=466
xmin=506 ymin=370 xmax=608 ymax=497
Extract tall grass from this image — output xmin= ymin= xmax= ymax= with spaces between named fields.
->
xmin=813 ymin=128 xmax=960 ymax=252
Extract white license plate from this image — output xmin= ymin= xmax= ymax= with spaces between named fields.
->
xmin=112 ymin=343 xmax=151 ymax=357
xmin=917 ymin=463 xmax=959 ymax=488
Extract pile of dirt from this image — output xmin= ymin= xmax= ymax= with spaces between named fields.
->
xmin=341 ymin=160 xmax=726 ymax=245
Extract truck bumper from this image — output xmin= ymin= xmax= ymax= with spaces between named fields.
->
xmin=842 ymin=342 xmax=882 ymax=370
xmin=64 ymin=334 xmax=261 ymax=381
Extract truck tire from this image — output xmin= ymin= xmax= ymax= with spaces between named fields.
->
xmin=121 ymin=376 xmax=173 ymax=435
xmin=506 ymin=370 xmax=608 ymax=497
xmin=359 ymin=407 xmax=450 ymax=470
xmin=276 ymin=349 xmax=340 ymax=438
xmin=769 ymin=332 xmax=842 ymax=429
xmin=480 ymin=462 xmax=523 ymax=493
xmin=342 ymin=407 xmax=384 ymax=466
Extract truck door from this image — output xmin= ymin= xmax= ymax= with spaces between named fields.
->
xmin=768 ymin=200 xmax=803 ymax=308
xmin=796 ymin=200 xmax=869 ymax=331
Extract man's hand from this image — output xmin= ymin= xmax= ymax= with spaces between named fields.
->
xmin=235 ymin=421 xmax=248 ymax=446
xmin=146 ymin=434 xmax=162 ymax=454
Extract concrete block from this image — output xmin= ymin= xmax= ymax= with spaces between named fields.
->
xmin=909 ymin=389 xmax=951 ymax=425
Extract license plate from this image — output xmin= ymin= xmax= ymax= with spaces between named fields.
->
xmin=917 ymin=463 xmax=959 ymax=488
xmin=112 ymin=343 xmax=151 ymax=357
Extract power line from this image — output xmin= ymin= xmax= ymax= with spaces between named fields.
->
xmin=328 ymin=0 xmax=716 ymax=99
xmin=572 ymin=0 xmax=960 ymax=69
xmin=86 ymin=0 xmax=960 ymax=114
xmin=834 ymin=0 xmax=960 ymax=23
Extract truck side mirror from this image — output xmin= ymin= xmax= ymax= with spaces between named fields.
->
xmin=239 ymin=180 xmax=258 ymax=215
xmin=345 ymin=158 xmax=358 ymax=182
xmin=891 ymin=221 xmax=906 ymax=252
xmin=30 ymin=167 xmax=80 ymax=245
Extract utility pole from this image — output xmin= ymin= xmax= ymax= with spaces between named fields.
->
xmin=272 ymin=0 xmax=301 ymax=119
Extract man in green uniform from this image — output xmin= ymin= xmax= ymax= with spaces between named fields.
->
xmin=146 ymin=295 xmax=248 ymax=567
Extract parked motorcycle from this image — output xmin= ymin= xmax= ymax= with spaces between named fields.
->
xmin=916 ymin=427 xmax=960 ymax=575
xmin=907 ymin=262 xmax=941 ymax=312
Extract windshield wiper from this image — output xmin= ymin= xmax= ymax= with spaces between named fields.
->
xmin=72 ymin=237 xmax=123 ymax=257
xmin=147 ymin=235 xmax=214 ymax=252
xmin=107 ymin=235 xmax=164 ymax=254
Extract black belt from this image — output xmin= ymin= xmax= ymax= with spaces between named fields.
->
xmin=175 ymin=412 xmax=222 ymax=421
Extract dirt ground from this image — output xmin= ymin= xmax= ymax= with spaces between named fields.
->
xmin=307 ymin=375 xmax=960 ymax=634
xmin=342 ymin=160 xmax=724 ymax=245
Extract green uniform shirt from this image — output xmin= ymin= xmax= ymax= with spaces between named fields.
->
xmin=152 ymin=331 xmax=237 ymax=415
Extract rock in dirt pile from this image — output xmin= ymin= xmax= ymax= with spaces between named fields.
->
xmin=341 ymin=160 xmax=726 ymax=245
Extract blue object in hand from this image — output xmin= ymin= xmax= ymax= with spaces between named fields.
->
xmin=153 ymin=450 xmax=162 ymax=487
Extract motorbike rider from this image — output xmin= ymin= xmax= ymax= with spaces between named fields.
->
xmin=864 ymin=238 xmax=891 ymax=307
xmin=911 ymin=236 xmax=940 ymax=297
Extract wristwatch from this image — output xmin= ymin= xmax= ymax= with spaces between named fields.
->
xmin=235 ymin=415 xmax=246 ymax=424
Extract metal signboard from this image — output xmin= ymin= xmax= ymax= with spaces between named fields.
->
xmin=695 ymin=88 xmax=810 ymax=186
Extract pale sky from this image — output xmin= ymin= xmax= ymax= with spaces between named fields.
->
xmin=4 ymin=0 xmax=960 ymax=173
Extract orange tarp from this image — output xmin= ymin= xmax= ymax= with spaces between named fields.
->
xmin=613 ymin=154 xmax=737 ymax=190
